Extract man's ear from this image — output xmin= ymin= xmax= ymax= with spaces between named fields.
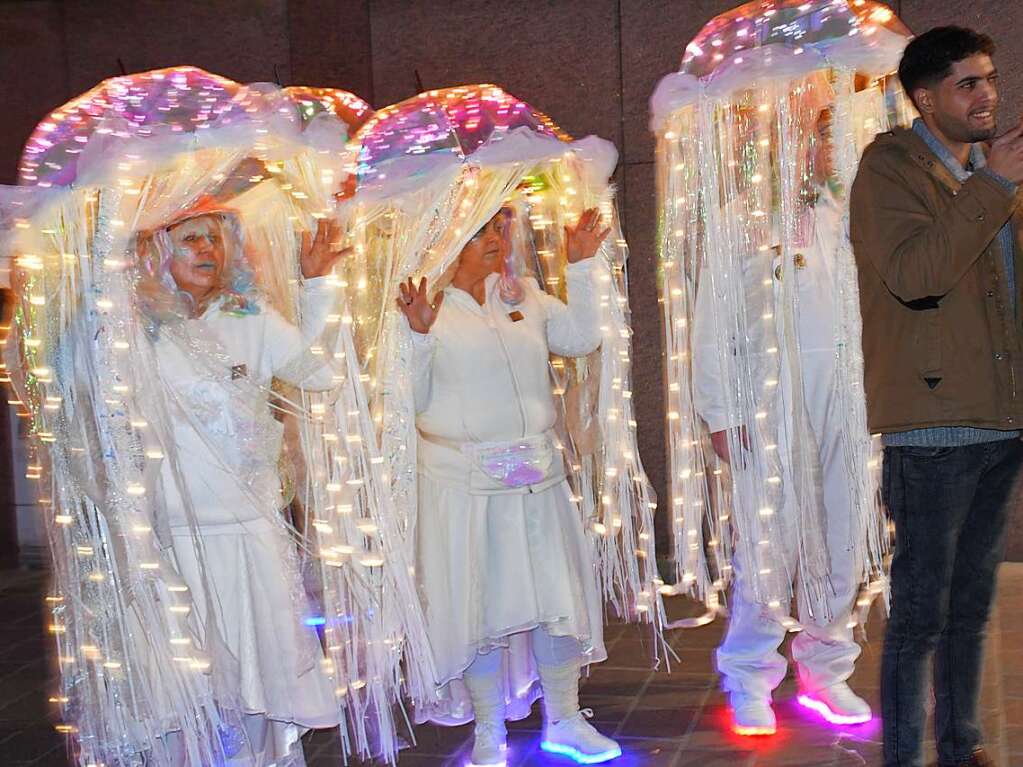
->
xmin=913 ymin=86 xmax=934 ymax=116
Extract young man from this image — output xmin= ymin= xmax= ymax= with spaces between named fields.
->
xmin=850 ymin=26 xmax=1023 ymax=767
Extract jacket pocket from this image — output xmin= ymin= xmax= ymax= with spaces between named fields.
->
xmin=914 ymin=307 xmax=943 ymax=385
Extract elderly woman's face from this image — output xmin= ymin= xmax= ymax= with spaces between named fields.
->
xmin=167 ymin=215 xmax=227 ymax=297
xmin=455 ymin=209 xmax=511 ymax=282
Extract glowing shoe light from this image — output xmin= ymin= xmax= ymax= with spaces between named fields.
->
xmin=796 ymin=694 xmax=872 ymax=726
xmin=540 ymin=740 xmax=622 ymax=764
xmin=731 ymin=722 xmax=776 ymax=737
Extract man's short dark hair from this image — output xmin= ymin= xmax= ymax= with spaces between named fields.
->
xmin=898 ymin=26 xmax=996 ymax=101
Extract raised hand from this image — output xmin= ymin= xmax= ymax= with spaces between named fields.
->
xmin=397 ymin=277 xmax=444 ymax=334
xmin=300 ymin=218 xmax=351 ymax=279
xmin=986 ymin=118 xmax=1023 ymax=185
xmin=564 ymin=207 xmax=612 ymax=264
xmin=709 ymin=426 xmax=750 ymax=465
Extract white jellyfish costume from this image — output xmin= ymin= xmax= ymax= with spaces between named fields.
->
xmin=652 ymin=0 xmax=913 ymax=691
xmin=1 ymin=67 xmax=434 ymax=766
xmin=335 ymin=84 xmax=664 ymax=727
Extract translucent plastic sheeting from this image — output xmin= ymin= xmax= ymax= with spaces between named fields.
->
xmin=1 ymin=69 xmax=438 ymax=766
xmin=337 ymin=85 xmax=668 ymax=713
xmin=18 ymin=65 xmax=373 ymax=189
xmin=652 ymin=0 xmax=913 ymax=628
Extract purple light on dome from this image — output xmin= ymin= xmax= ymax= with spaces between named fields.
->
xmin=349 ymin=84 xmax=570 ymax=191
xmin=18 ymin=66 xmax=242 ymax=187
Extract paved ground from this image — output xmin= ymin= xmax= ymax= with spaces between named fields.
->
xmin=2 ymin=565 xmax=1021 ymax=766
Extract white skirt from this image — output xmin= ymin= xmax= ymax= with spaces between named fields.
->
xmin=170 ymin=517 xmax=339 ymax=750
xmin=415 ymin=473 xmax=607 ymax=723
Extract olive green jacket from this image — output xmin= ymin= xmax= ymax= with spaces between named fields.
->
xmin=850 ymin=126 xmax=1023 ymax=434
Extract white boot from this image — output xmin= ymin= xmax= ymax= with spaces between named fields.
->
xmin=537 ymin=657 xmax=620 ymax=763
xmin=541 ymin=710 xmax=621 ymax=763
xmin=797 ymin=682 xmax=872 ymax=725
xmin=468 ymin=719 xmax=508 ymax=767
xmin=463 ymin=653 xmax=508 ymax=767
xmin=730 ymin=691 xmax=777 ymax=736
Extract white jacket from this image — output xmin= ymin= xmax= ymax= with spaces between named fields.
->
xmin=412 ymin=260 xmax=602 ymax=494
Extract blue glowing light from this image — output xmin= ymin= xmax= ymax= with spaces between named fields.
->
xmin=540 ymin=741 xmax=622 ymax=764
xmin=303 ymin=616 xmax=326 ymax=627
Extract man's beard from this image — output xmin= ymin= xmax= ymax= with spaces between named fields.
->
xmin=968 ymin=124 xmax=998 ymax=142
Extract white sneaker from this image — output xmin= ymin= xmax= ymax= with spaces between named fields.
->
xmin=730 ymin=692 xmax=777 ymax=736
xmin=468 ymin=719 xmax=507 ymax=766
xmin=797 ymin=682 xmax=872 ymax=725
xmin=541 ymin=710 xmax=621 ymax=763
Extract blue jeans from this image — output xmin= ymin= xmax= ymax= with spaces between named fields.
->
xmin=881 ymin=439 xmax=1023 ymax=766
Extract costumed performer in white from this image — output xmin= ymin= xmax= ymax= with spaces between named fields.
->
xmin=396 ymin=206 xmax=621 ymax=766
xmin=130 ymin=199 xmax=349 ymax=765
xmin=692 ymin=110 xmax=873 ymax=734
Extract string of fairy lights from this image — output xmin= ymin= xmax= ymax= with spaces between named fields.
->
xmin=0 ymin=0 xmax=924 ymax=760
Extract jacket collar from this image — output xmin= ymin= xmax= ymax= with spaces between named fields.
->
xmin=885 ymin=125 xmax=966 ymax=195
xmin=912 ymin=118 xmax=987 ymax=182
xmin=443 ymin=272 xmax=502 ymax=316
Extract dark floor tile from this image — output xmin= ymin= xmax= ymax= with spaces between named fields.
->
xmin=603 ymin=638 xmax=662 ymax=670
xmin=406 ymin=722 xmax=471 ymax=757
xmin=618 ymin=701 xmax=702 ymax=740
xmin=0 ymin=727 xmax=66 ymax=763
xmin=677 ymin=750 xmax=754 ymax=767
xmin=581 ymin=666 xmax=651 ymax=698
xmin=646 ymin=670 xmax=715 ymax=694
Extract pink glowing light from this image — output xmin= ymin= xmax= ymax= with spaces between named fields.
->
xmin=348 ymin=84 xmax=571 ymax=192
xmin=796 ymin=694 xmax=872 ymax=726
xmin=18 ymin=67 xmax=373 ymax=188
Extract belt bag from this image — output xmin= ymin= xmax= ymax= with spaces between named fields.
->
xmin=464 ymin=434 xmax=554 ymax=489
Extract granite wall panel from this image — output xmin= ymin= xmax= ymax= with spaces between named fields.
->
xmin=368 ymin=0 xmax=623 ymax=151
xmin=0 ymin=2 xmax=68 ymax=184
xmin=288 ymin=0 xmax=374 ymax=104
xmin=62 ymin=0 xmax=292 ymax=95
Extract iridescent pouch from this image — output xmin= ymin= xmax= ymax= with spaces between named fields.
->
xmin=466 ymin=434 xmax=554 ymax=488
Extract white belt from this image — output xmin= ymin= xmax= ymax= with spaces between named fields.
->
xmin=419 ymin=431 xmax=556 ymax=489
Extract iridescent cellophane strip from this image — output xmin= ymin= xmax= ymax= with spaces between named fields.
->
xmin=338 ymin=85 xmax=669 ymax=677
xmin=2 ymin=68 xmax=441 ymax=765
xmin=653 ymin=0 xmax=913 ymax=628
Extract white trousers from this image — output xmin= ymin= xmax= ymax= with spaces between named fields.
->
xmin=718 ymin=346 xmax=862 ymax=698
xmin=717 ymin=552 xmax=860 ymax=699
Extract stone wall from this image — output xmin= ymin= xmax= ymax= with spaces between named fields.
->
xmin=1 ymin=0 xmax=1022 ymax=559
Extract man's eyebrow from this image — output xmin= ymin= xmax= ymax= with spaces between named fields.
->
xmin=955 ymin=69 xmax=998 ymax=86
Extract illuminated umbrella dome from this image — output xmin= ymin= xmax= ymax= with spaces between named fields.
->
xmin=681 ymin=0 xmax=911 ymax=78
xmin=350 ymin=83 xmax=573 ymax=188
xmin=19 ymin=66 xmax=372 ymax=188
